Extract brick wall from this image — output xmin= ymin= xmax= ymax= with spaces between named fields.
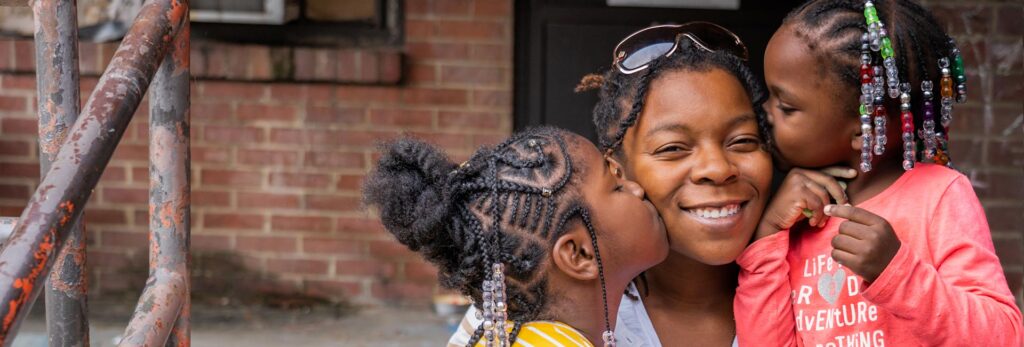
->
xmin=0 ymin=0 xmax=513 ymax=305
xmin=0 ymin=0 xmax=1021 ymax=308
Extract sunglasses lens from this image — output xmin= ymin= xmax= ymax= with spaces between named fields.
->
xmin=620 ymin=41 xmax=675 ymax=71
xmin=687 ymin=23 xmax=748 ymax=59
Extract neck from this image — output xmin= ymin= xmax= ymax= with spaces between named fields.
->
xmin=643 ymin=252 xmax=737 ymax=309
xmin=845 ymin=155 xmax=905 ymax=205
xmin=546 ymin=279 xmax=623 ymax=346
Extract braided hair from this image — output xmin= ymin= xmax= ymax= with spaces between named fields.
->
xmin=580 ymin=39 xmax=771 ymax=157
xmin=783 ymin=0 xmax=960 ymax=160
xmin=363 ymin=126 xmax=610 ymax=345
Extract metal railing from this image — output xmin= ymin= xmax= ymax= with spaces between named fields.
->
xmin=0 ymin=0 xmax=191 ymax=346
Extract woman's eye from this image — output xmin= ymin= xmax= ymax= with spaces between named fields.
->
xmin=776 ymin=103 xmax=797 ymax=115
xmin=729 ymin=137 xmax=762 ymax=151
xmin=654 ymin=145 xmax=686 ymax=154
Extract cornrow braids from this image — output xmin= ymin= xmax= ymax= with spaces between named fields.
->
xmin=362 ymin=126 xmax=611 ymax=346
xmin=783 ymin=0 xmax=963 ymax=166
xmin=586 ymin=39 xmax=771 ymax=158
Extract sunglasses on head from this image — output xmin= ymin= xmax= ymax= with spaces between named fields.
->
xmin=613 ymin=21 xmax=749 ymax=75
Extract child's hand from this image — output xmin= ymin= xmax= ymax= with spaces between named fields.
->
xmin=824 ymin=204 xmax=901 ymax=283
xmin=755 ymin=167 xmax=855 ymax=240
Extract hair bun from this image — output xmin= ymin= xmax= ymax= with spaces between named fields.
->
xmin=363 ymin=138 xmax=458 ymax=255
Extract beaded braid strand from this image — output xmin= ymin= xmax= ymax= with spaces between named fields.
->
xmin=858 ymin=33 xmax=876 ymax=172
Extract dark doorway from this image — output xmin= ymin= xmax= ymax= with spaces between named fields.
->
xmin=513 ymin=0 xmax=803 ymax=143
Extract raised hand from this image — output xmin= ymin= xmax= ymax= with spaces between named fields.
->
xmin=755 ymin=167 xmax=856 ymax=240
xmin=824 ymin=204 xmax=902 ymax=283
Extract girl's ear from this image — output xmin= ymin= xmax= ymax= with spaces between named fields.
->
xmin=551 ymin=226 xmax=599 ymax=281
xmin=605 ymin=155 xmax=626 ymax=180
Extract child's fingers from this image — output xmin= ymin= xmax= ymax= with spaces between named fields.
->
xmin=836 ymin=219 xmax=873 ymax=241
xmin=800 ymin=184 xmax=829 ymax=227
xmin=830 ymin=248 xmax=858 ymax=268
xmin=802 ymin=170 xmax=849 ymax=205
xmin=824 ymin=204 xmax=884 ymax=226
xmin=819 ymin=166 xmax=858 ymax=180
xmin=830 ymin=233 xmax=863 ymax=254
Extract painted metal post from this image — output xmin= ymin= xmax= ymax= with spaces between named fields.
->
xmin=0 ymin=0 xmax=187 ymax=344
xmin=119 ymin=1 xmax=191 ymax=345
xmin=31 ymin=0 xmax=90 ymax=345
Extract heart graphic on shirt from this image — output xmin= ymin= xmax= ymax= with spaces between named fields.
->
xmin=817 ymin=268 xmax=846 ymax=305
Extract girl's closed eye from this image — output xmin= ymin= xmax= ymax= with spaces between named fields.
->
xmin=776 ymin=102 xmax=798 ymax=115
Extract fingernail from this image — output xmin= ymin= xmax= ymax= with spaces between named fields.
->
xmin=844 ymin=203 xmax=852 ymax=206
xmin=824 ymin=205 xmax=834 ymax=215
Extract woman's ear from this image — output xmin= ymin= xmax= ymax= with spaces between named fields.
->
xmin=551 ymin=226 xmax=599 ymax=281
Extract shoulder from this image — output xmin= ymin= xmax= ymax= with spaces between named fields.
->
xmin=907 ymin=163 xmax=966 ymax=190
xmin=512 ymin=321 xmax=593 ymax=347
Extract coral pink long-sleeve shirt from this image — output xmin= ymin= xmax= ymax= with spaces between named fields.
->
xmin=734 ymin=164 xmax=1023 ymax=347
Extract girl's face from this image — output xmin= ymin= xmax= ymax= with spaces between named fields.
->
xmin=763 ymin=24 xmax=860 ymax=169
xmin=619 ymin=68 xmax=772 ymax=266
xmin=574 ymin=134 xmax=669 ymax=278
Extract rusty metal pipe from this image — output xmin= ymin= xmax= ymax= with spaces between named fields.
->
xmin=0 ymin=0 xmax=188 ymax=344
xmin=120 ymin=5 xmax=190 ymax=346
xmin=31 ymin=0 xmax=90 ymax=345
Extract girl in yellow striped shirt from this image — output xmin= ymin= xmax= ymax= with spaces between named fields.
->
xmin=364 ymin=127 xmax=668 ymax=347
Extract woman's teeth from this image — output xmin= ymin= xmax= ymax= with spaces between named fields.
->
xmin=688 ymin=204 xmax=740 ymax=219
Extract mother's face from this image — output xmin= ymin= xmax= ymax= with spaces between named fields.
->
xmin=616 ymin=68 xmax=772 ymax=265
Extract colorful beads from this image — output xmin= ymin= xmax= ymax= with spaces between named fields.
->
xmin=880 ymin=37 xmax=894 ymax=59
xmin=951 ymin=42 xmax=968 ymax=103
xmin=864 ymin=1 xmax=880 ymax=24
xmin=938 ymin=57 xmax=955 ymax=128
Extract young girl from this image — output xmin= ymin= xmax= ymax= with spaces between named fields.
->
xmin=363 ymin=127 xmax=669 ymax=346
xmin=735 ymin=1 xmax=1023 ymax=346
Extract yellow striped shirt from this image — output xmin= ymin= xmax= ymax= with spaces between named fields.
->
xmin=472 ymin=321 xmax=594 ymax=347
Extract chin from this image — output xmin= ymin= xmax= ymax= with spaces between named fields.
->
xmin=670 ymin=238 xmax=748 ymax=266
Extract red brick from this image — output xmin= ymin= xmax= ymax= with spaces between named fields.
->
xmin=0 ymin=75 xmax=35 ymax=90
xmin=996 ymin=5 xmax=1024 ymax=36
xmin=237 ymin=235 xmax=298 ymax=253
xmin=988 ymin=139 xmax=1024 ymax=168
xmin=929 ymin=4 xmax=994 ymax=36
xmin=336 ymin=175 xmax=364 ymax=191
xmin=99 ymin=166 xmax=127 ymax=185
xmin=469 ymin=43 xmax=510 ymax=63
xmin=369 ymin=240 xmax=417 ymax=259
xmin=302 ymin=237 xmax=362 ymax=254
xmin=334 ymin=86 xmax=402 ymax=104
xmin=192 ymin=190 xmax=231 ymax=207
xmin=441 ymin=66 xmax=503 ymax=85
xmin=0 ymin=183 xmax=30 ymax=200
xmin=408 ymin=64 xmax=438 ymax=84
xmin=102 ymin=187 xmax=148 ymax=204
xmin=437 ymin=20 xmax=506 ymax=41
xmin=203 ymin=126 xmax=264 ymax=144
xmin=356 ymin=51 xmax=380 ymax=83
xmin=406 ymin=42 xmax=470 ymax=60
xmin=973 ymin=171 xmax=1024 ymax=200
xmin=407 ymin=132 xmax=468 ymax=149
xmin=986 ymin=205 xmax=1024 ymax=231
xmin=379 ymin=52 xmax=402 ymax=84
xmin=0 ymin=162 xmax=38 ymax=179
xmin=405 ymin=19 xmax=437 ymax=40
xmin=337 ymin=217 xmax=385 ymax=234
xmin=13 ymin=40 xmax=34 ymax=70
xmin=202 ymin=81 xmax=266 ymax=99
xmin=237 ymin=103 xmax=299 ymax=122
xmin=271 ymin=128 xmax=399 ymax=148
xmin=305 ymin=195 xmax=361 ymax=211
xmin=293 ymin=47 xmax=316 ymax=80
xmin=369 ymin=108 xmax=434 ymax=127
xmin=202 ymin=169 xmax=263 ymax=186
xmin=85 ymin=208 xmax=127 ymax=225
xmin=271 ymin=215 xmax=332 ymax=232
xmin=0 ymin=118 xmax=34 ymax=135
xmin=238 ymin=192 xmax=300 ymax=209
xmin=247 ymin=45 xmax=273 ymax=79
xmin=102 ymin=230 xmax=148 ymax=248
xmin=335 ymin=49 xmax=359 ymax=81
xmin=401 ymin=88 xmax=468 ymax=105
xmin=0 ymin=140 xmax=30 ymax=156
xmin=192 ymin=233 xmax=232 ymax=251
xmin=993 ymin=74 xmax=1022 ymax=103
xmin=87 ymin=249 xmax=130 ymax=269
xmin=204 ymin=212 xmax=264 ymax=230
xmin=305 ymin=151 xmax=364 ymax=169
xmin=238 ymin=149 xmax=299 ymax=166
xmin=438 ymin=111 xmax=501 ymax=130
xmin=268 ymin=172 xmax=331 ymax=189
xmin=304 ymin=279 xmax=362 ymax=299
xmin=0 ymin=96 xmax=27 ymax=112
xmin=470 ymin=133 xmax=506 ymax=148
xmin=111 ymin=144 xmax=149 ymax=162
xmin=404 ymin=261 xmax=439 ymax=282
xmin=473 ymin=0 xmax=510 ymax=17
xmin=192 ymin=146 xmax=232 ymax=164
xmin=471 ymin=89 xmax=511 ymax=107
xmin=336 ymin=260 xmax=396 ymax=278
xmin=269 ymin=84 xmax=306 ymax=100
xmin=994 ymin=236 xmax=1023 ymax=266
xmin=191 ymin=102 xmax=233 ymax=122
xmin=0 ymin=41 xmax=12 ymax=70
xmin=305 ymin=105 xmax=364 ymax=125
xmin=266 ymin=258 xmax=329 ymax=275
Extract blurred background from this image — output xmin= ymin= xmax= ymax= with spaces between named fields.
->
xmin=0 ymin=0 xmax=1020 ymax=345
